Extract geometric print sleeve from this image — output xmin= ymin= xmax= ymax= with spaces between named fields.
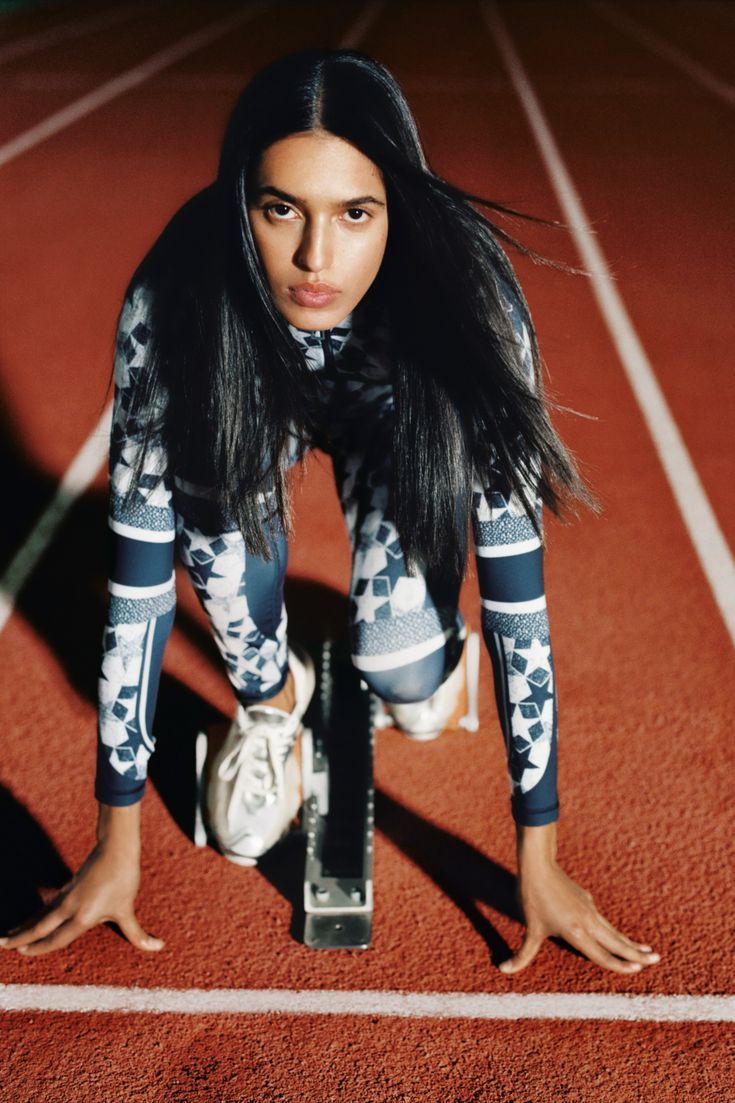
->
xmin=471 ymin=283 xmax=559 ymax=827
xmin=94 ymin=283 xmax=177 ymax=806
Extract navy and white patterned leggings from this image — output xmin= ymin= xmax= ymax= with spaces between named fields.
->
xmin=174 ymin=444 xmax=465 ymax=711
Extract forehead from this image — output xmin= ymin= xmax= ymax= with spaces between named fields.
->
xmin=254 ymin=131 xmax=385 ymax=198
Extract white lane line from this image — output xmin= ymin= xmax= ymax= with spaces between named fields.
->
xmin=0 ymin=402 xmax=112 ymax=635
xmin=481 ymin=0 xmax=735 ymax=648
xmin=589 ymin=0 xmax=735 ymax=109
xmin=0 ymin=3 xmax=150 ymax=67
xmin=0 ymin=984 xmax=733 ymax=1021
xmin=0 ymin=0 xmax=272 ymax=169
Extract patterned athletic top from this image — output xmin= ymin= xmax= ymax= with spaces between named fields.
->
xmin=96 ymin=278 xmax=559 ymax=827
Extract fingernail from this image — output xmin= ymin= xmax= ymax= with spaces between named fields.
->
xmin=145 ymin=938 xmax=164 ymax=950
xmin=0 ymin=937 xmax=8 ymax=946
xmin=646 ymin=952 xmax=660 ymax=963
xmin=639 ymin=944 xmax=652 ymax=952
xmin=18 ymin=946 xmax=29 ymax=955
xmin=628 ymin=963 xmax=642 ymax=971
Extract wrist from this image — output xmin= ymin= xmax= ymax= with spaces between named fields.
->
xmin=96 ymin=801 xmax=142 ymax=855
xmin=515 ymin=821 xmax=558 ymax=868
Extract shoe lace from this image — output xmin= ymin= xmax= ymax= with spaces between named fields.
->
xmin=216 ymin=708 xmax=299 ymax=829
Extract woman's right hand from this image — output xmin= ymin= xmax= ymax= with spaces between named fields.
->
xmin=0 ymin=803 xmax=165 ymax=957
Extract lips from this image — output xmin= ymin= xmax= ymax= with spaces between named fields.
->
xmin=289 ymin=282 xmax=340 ymax=308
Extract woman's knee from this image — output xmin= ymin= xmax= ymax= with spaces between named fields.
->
xmin=178 ymin=521 xmax=287 ymax=638
xmin=358 ymin=648 xmax=446 ymax=704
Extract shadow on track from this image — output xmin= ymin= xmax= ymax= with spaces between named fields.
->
xmin=0 ymin=783 xmax=72 ymax=933
xmin=374 ymin=788 xmax=524 ymax=965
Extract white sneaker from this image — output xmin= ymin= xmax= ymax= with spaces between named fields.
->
xmin=206 ymin=643 xmax=316 ymax=865
xmin=385 ymin=629 xmax=480 ymax=741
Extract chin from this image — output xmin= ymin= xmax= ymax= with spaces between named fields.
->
xmin=282 ymin=301 xmax=349 ymax=331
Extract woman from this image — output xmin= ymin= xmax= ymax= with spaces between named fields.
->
xmin=1 ymin=47 xmax=659 ymax=975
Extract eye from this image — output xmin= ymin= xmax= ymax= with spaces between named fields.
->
xmin=344 ymin=208 xmax=369 ymax=223
xmin=264 ymin=202 xmax=296 ymax=220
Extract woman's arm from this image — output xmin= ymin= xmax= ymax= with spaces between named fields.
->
xmin=95 ymin=281 xmax=177 ymax=807
xmin=1 ymin=285 xmax=174 ymax=957
xmin=499 ymin=821 xmax=659 ymax=974
xmin=0 ymin=801 xmax=165 ymax=956
xmin=471 ymin=467 xmax=558 ymax=829
xmin=472 ymin=285 xmax=660 ymax=974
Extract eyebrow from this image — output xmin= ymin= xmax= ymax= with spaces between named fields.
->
xmin=254 ymin=185 xmax=386 ymax=208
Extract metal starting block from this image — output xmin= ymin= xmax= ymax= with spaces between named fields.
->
xmin=192 ymin=636 xmax=378 ymax=950
xmin=193 ymin=630 xmax=481 ymax=952
xmin=300 ymin=638 xmax=378 ymax=950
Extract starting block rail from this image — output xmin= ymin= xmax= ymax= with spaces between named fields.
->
xmin=301 ymin=638 xmax=378 ymax=950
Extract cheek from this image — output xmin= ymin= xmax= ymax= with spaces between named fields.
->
xmin=351 ymin=228 xmax=389 ymax=283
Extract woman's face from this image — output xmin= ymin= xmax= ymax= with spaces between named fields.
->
xmin=247 ymin=130 xmax=389 ymax=331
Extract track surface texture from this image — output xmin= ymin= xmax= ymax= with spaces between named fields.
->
xmin=1 ymin=1 xmax=733 ymax=1101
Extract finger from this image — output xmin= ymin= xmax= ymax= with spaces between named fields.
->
xmin=17 ymin=918 xmax=87 ymax=957
xmin=594 ymin=923 xmax=660 ymax=966
xmin=598 ymin=915 xmax=658 ymax=956
xmin=569 ymin=930 xmax=645 ymax=975
xmin=117 ymin=912 xmax=165 ymax=952
xmin=498 ymin=929 xmax=544 ymax=975
xmin=2 ymin=903 xmax=70 ymax=950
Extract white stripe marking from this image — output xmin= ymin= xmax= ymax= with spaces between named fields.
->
xmin=474 ymin=536 xmax=541 ymax=558
xmin=108 ymin=573 xmax=175 ymax=599
xmin=109 ymin=518 xmax=176 ymax=543
xmin=481 ymin=0 xmax=735 ymax=648
xmin=0 ymin=2 xmax=272 ymax=169
xmin=492 ymin=632 xmax=512 ymax=757
xmin=138 ymin=618 xmax=157 ymax=752
xmin=0 ymin=3 xmax=150 ymax=67
xmin=0 ymin=402 xmax=112 ymax=635
xmin=352 ymin=628 xmax=453 ymax=673
xmin=0 ymin=984 xmax=732 ymax=1021
xmin=589 ymin=0 xmax=735 ymax=108
xmin=481 ymin=595 xmax=546 ymax=614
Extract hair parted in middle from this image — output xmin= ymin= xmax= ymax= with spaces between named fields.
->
xmin=122 ymin=46 xmax=595 ymax=582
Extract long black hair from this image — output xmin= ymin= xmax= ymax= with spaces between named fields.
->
xmin=122 ymin=46 xmax=595 ymax=580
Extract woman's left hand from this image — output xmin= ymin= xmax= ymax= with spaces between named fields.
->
xmin=499 ymin=824 xmax=661 ymax=976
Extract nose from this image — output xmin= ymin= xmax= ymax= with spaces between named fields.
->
xmin=294 ymin=218 xmax=333 ymax=274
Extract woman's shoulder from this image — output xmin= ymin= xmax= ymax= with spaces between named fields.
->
xmin=494 ymin=266 xmax=527 ymax=335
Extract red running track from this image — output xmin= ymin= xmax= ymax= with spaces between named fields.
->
xmin=0 ymin=1 xmax=733 ymax=1100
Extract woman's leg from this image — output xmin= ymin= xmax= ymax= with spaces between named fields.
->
xmin=173 ymin=477 xmax=317 ymax=864
xmin=332 ymin=447 xmax=465 ymax=703
xmin=173 ymin=478 xmax=290 ymax=707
